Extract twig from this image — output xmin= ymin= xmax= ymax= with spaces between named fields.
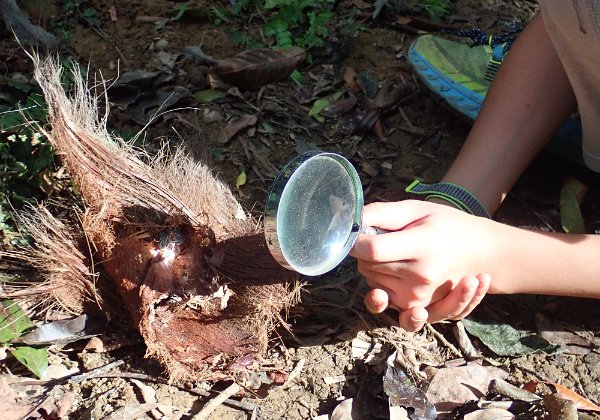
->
xmin=99 ymin=372 xmax=257 ymax=412
xmin=22 ymin=394 xmax=54 ymax=418
xmin=452 ymin=321 xmax=482 ymax=360
xmin=425 ymin=323 xmax=462 ymax=358
xmin=85 ymin=22 xmax=131 ymax=71
xmin=192 ymin=382 xmax=242 ymax=419
xmin=70 ymin=359 xmax=125 ymax=383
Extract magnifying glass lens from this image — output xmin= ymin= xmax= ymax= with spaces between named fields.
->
xmin=277 ymin=155 xmax=360 ymax=276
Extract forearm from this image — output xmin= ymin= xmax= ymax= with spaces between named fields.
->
xmin=442 ymin=14 xmax=577 ymax=213
xmin=489 ymin=223 xmax=600 ymax=297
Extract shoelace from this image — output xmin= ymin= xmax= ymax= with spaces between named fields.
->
xmin=447 ymin=27 xmax=524 ymax=82
xmin=452 ymin=27 xmax=523 ymax=49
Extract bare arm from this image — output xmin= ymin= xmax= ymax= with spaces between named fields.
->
xmin=352 ymin=14 xmax=592 ymax=331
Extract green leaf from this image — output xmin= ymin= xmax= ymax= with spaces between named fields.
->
xmin=0 ymin=300 xmax=34 ymax=343
xmin=289 ymin=69 xmax=306 ymax=86
xmin=308 ymin=92 xmax=343 ymax=120
xmin=560 ymin=177 xmax=587 ymax=234
xmin=235 ymin=170 xmax=247 ymax=190
xmin=9 ymin=345 xmax=48 ymax=379
xmin=462 ymin=317 xmax=562 ymax=357
xmin=194 ymin=89 xmax=228 ymax=104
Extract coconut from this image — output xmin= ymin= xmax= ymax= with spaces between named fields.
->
xmin=3 ymin=56 xmax=299 ymax=382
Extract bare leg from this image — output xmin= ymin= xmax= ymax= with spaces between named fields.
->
xmin=442 ymin=14 xmax=577 ymax=213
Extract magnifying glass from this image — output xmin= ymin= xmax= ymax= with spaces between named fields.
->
xmin=264 ymin=151 xmax=382 ymax=276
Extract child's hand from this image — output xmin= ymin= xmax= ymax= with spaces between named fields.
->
xmin=350 ymin=200 xmax=495 ymax=331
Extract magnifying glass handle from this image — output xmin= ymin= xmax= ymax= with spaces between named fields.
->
xmin=359 ymin=225 xmax=389 ymax=235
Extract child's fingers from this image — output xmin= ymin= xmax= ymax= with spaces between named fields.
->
xmin=398 ymin=306 xmax=428 ymax=332
xmin=450 ymin=273 xmax=491 ymax=320
xmin=361 ymin=200 xmax=432 ymax=231
xmin=426 ymin=275 xmax=480 ymax=324
xmin=363 ymin=288 xmax=389 ymax=314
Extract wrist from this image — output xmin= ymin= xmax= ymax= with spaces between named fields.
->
xmin=405 ymin=180 xmax=491 ymax=218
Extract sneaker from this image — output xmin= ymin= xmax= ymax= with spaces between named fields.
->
xmin=408 ymin=31 xmax=513 ymax=120
xmin=408 ymin=30 xmax=583 ymax=160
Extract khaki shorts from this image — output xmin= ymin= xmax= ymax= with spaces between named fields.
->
xmin=540 ymin=0 xmax=600 ymax=172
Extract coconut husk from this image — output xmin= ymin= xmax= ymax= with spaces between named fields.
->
xmin=6 ymin=56 xmax=299 ymax=382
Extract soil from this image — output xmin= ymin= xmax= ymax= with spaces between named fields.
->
xmin=2 ymin=0 xmax=600 ymax=419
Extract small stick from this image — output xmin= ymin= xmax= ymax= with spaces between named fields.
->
xmin=425 ymin=324 xmax=462 ymax=358
xmin=192 ymin=382 xmax=242 ymax=419
xmin=453 ymin=321 xmax=482 ymax=360
xmin=99 ymin=372 xmax=257 ymax=412
xmin=70 ymin=359 xmax=125 ymax=383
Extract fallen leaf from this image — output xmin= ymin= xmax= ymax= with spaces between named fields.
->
xmin=542 ymin=394 xmax=578 ymax=419
xmin=217 ymin=114 xmax=257 ymax=144
xmin=534 ymin=312 xmax=593 ymax=355
xmin=331 ymin=398 xmax=354 ymax=420
xmin=355 ymin=108 xmax=381 ymax=136
xmin=309 ymin=92 xmax=344 ymax=121
xmin=235 ymin=170 xmax=247 ymax=190
xmin=108 ymin=5 xmax=117 ymax=21
xmin=560 ymin=177 xmax=587 ymax=234
xmin=356 ymin=71 xmax=380 ymax=98
xmin=373 ymin=0 xmax=388 ymax=20
xmin=462 ymin=317 xmax=561 ymax=356
xmin=371 ymin=80 xmax=408 ymax=110
xmin=464 ymin=408 xmax=515 ymax=419
xmin=182 ymin=45 xmax=219 ymax=66
xmin=320 ymin=95 xmax=357 ymax=118
xmin=0 ymin=376 xmax=35 ymax=420
xmin=211 ymin=47 xmax=306 ymax=89
xmin=425 ymin=362 xmax=508 ymax=413
xmin=129 ymin=87 xmax=189 ymax=125
xmin=525 ymin=380 xmax=600 ymax=412
xmin=9 ymin=345 xmax=48 ymax=379
xmin=343 ymin=66 xmax=360 ymax=93
xmin=0 ymin=300 xmax=33 ymax=343
xmin=194 ymin=89 xmax=228 ymax=104
xmin=13 ymin=314 xmax=89 ymax=346
xmin=385 ymin=352 xmax=437 ymax=419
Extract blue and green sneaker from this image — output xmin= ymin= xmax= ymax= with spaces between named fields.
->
xmin=408 ymin=29 xmax=583 ymax=163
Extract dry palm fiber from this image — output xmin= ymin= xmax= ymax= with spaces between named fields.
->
xmin=17 ymin=55 xmax=299 ymax=382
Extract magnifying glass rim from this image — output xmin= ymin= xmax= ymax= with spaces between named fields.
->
xmin=264 ymin=151 xmax=364 ymax=275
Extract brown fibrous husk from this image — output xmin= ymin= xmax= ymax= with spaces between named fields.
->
xmin=1 ymin=55 xmax=300 ymax=382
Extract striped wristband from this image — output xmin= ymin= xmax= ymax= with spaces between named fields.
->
xmin=405 ymin=180 xmax=491 ymax=219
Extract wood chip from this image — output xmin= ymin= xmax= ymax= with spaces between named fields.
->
xmin=323 ymin=375 xmax=346 ymax=385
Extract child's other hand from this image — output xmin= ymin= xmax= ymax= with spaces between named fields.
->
xmin=350 ymin=200 xmax=495 ymax=331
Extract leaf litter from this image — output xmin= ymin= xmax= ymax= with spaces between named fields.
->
xmin=1 ymin=0 xmax=600 ymax=418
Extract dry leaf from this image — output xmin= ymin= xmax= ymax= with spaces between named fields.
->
xmin=372 ymin=79 xmax=408 ymax=109
xmin=217 ymin=114 xmax=257 ymax=144
xmin=385 ymin=352 xmax=437 ymax=419
xmin=108 ymin=5 xmax=117 ymax=22
xmin=331 ymin=398 xmax=354 ymax=420
xmin=343 ymin=66 xmax=360 ymax=93
xmin=464 ymin=408 xmax=514 ymax=419
xmin=534 ymin=312 xmax=593 ymax=355
xmin=425 ymin=362 xmax=509 ymax=413
xmin=524 ymin=380 xmax=600 ymax=412
xmin=320 ymin=95 xmax=357 ymax=118
xmin=0 ymin=376 xmax=36 ymax=420
xmin=355 ymin=108 xmax=381 ymax=136
xmin=211 ymin=47 xmax=305 ymax=89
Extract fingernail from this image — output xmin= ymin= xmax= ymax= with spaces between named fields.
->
xmin=410 ymin=316 xmax=427 ymax=323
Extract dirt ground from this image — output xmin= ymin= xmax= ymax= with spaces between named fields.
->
xmin=2 ymin=0 xmax=600 ymax=419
